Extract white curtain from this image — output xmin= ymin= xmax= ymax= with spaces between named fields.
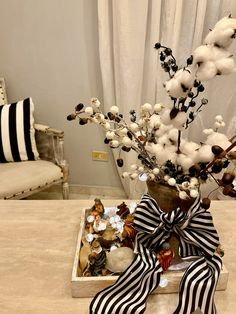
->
xmin=97 ymin=0 xmax=236 ymax=198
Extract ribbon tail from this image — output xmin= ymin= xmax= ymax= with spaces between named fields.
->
xmin=173 ymin=254 xmax=222 ymax=314
xmin=90 ymin=251 xmax=162 ymax=314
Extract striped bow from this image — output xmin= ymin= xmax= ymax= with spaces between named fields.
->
xmin=90 ymin=194 xmax=222 ymax=314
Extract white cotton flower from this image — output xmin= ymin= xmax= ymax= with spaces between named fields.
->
xmin=110 ymin=106 xmax=119 ymax=114
xmin=106 ymin=131 xmax=115 ymax=139
xmin=130 ymin=164 xmax=138 ymax=170
xmin=190 ymin=189 xmax=199 ymax=198
xmin=97 ymin=222 xmax=107 ymax=231
xmin=196 ymin=61 xmax=217 ymax=81
xmin=96 ymin=113 xmax=105 ymax=121
xmin=193 ymin=45 xmax=212 ymax=63
xmin=215 ymin=57 xmax=236 ymax=75
xmin=214 ymin=16 xmax=236 ymax=31
xmin=149 ymin=114 xmax=161 ymax=129
xmin=179 ymin=191 xmax=189 ymax=200
xmin=122 ymin=172 xmax=129 ymax=178
xmin=103 ymin=122 xmax=111 ymax=130
xmin=172 ymin=111 xmax=187 ymax=129
xmin=154 ymin=103 xmax=163 ymax=113
xmin=203 ymin=128 xmax=214 ymax=135
xmin=158 ymin=134 xmax=170 ymax=146
xmin=165 ymin=78 xmax=184 ymax=98
xmin=168 ymin=178 xmax=176 ymax=186
xmin=153 ymin=168 xmax=160 ymax=175
xmin=142 ymin=103 xmax=152 ymax=112
xmin=138 ymin=118 xmax=146 ymax=127
xmin=122 ymin=136 xmax=132 ymax=147
xmin=204 ymin=28 xmax=235 ymax=48
xmin=194 ymin=145 xmax=214 ymax=163
xmin=130 ymin=123 xmax=139 ymax=132
xmin=215 ymin=115 xmax=223 ymax=122
xmin=205 ymin=132 xmax=231 ymax=149
xmin=180 ymin=141 xmax=200 ymax=156
xmin=91 ymin=98 xmax=100 ymax=107
xmin=110 ymin=140 xmax=119 ymax=148
xmin=85 ymin=106 xmax=93 ymax=114
xmin=214 ymin=121 xmax=222 ymax=128
xmin=168 ymin=128 xmax=179 ymax=142
xmin=176 ymin=154 xmax=195 ymax=171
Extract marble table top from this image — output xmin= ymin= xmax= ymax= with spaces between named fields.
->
xmin=0 ymin=200 xmax=235 ymax=314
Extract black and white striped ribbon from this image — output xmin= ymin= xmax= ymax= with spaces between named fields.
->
xmin=90 ymin=194 xmax=222 ymax=314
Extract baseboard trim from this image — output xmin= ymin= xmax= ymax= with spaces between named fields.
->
xmin=44 ymin=184 xmax=127 ymax=198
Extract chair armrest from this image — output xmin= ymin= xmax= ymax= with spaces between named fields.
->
xmin=35 ymin=123 xmax=67 ymax=170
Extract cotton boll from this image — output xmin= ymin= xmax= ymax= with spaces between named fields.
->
xmin=85 ymin=106 xmax=94 ymax=114
xmin=110 ymin=106 xmax=119 ymax=114
xmin=172 ymin=112 xmax=187 ymax=129
xmin=211 ymin=46 xmax=231 ymax=61
xmin=106 ymin=131 xmax=115 ymax=139
xmin=122 ymin=136 xmax=132 ymax=147
xmin=182 ymin=181 xmax=190 ymax=189
xmin=215 ymin=57 xmax=236 ymax=75
xmin=160 ymin=108 xmax=171 ymax=125
xmin=164 ymin=77 xmax=185 ymax=98
xmin=196 ymin=61 xmax=217 ymax=81
xmin=180 ymin=141 xmax=200 ymax=156
xmin=214 ymin=16 xmax=236 ymax=31
xmin=91 ymin=98 xmax=101 ymax=107
xmin=110 ymin=140 xmax=119 ymax=148
xmin=164 ymin=175 xmax=170 ymax=181
xmin=215 ymin=115 xmax=223 ymax=122
xmin=205 ymin=132 xmax=231 ymax=149
xmin=195 ymin=145 xmax=214 ymax=163
xmin=204 ymin=28 xmax=235 ymax=48
xmin=138 ymin=118 xmax=146 ymax=127
xmin=203 ymin=128 xmax=214 ymax=135
xmin=142 ymin=103 xmax=152 ymax=112
xmin=103 ymin=122 xmax=111 ymax=130
xmin=168 ymin=128 xmax=179 ymax=142
xmin=175 ymin=68 xmax=194 ymax=88
xmin=193 ymin=45 xmax=212 ymax=63
xmin=154 ymin=103 xmax=163 ymax=113
xmin=158 ymin=134 xmax=171 ymax=146
xmin=149 ymin=114 xmax=162 ymax=129
xmin=130 ymin=123 xmax=139 ymax=132
xmin=176 ymin=154 xmax=195 ymax=171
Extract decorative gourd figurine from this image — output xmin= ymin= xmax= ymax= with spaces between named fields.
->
xmin=157 ymin=242 xmax=174 ymax=272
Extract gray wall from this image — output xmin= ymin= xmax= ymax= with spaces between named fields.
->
xmin=0 ymin=0 xmax=122 ymax=188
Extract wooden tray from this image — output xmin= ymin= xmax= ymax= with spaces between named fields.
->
xmin=71 ymin=208 xmax=229 ymax=298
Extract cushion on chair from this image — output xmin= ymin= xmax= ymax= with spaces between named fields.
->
xmin=0 ymin=160 xmax=62 ymax=199
xmin=0 ymin=98 xmax=39 ymax=162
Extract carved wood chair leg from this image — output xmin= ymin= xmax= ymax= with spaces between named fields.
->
xmin=62 ymin=182 xmax=69 ymax=199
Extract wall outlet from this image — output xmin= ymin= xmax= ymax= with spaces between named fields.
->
xmin=92 ymin=151 xmax=109 ymax=161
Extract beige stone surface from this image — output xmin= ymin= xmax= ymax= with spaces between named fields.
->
xmin=0 ymin=200 xmax=235 ymax=314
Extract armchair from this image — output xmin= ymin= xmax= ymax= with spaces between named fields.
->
xmin=0 ymin=78 xmax=69 ymax=199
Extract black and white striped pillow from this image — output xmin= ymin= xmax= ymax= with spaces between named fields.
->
xmin=0 ymin=98 xmax=39 ymax=162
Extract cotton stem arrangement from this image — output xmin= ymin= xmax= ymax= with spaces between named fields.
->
xmin=68 ymin=15 xmax=236 ymax=205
